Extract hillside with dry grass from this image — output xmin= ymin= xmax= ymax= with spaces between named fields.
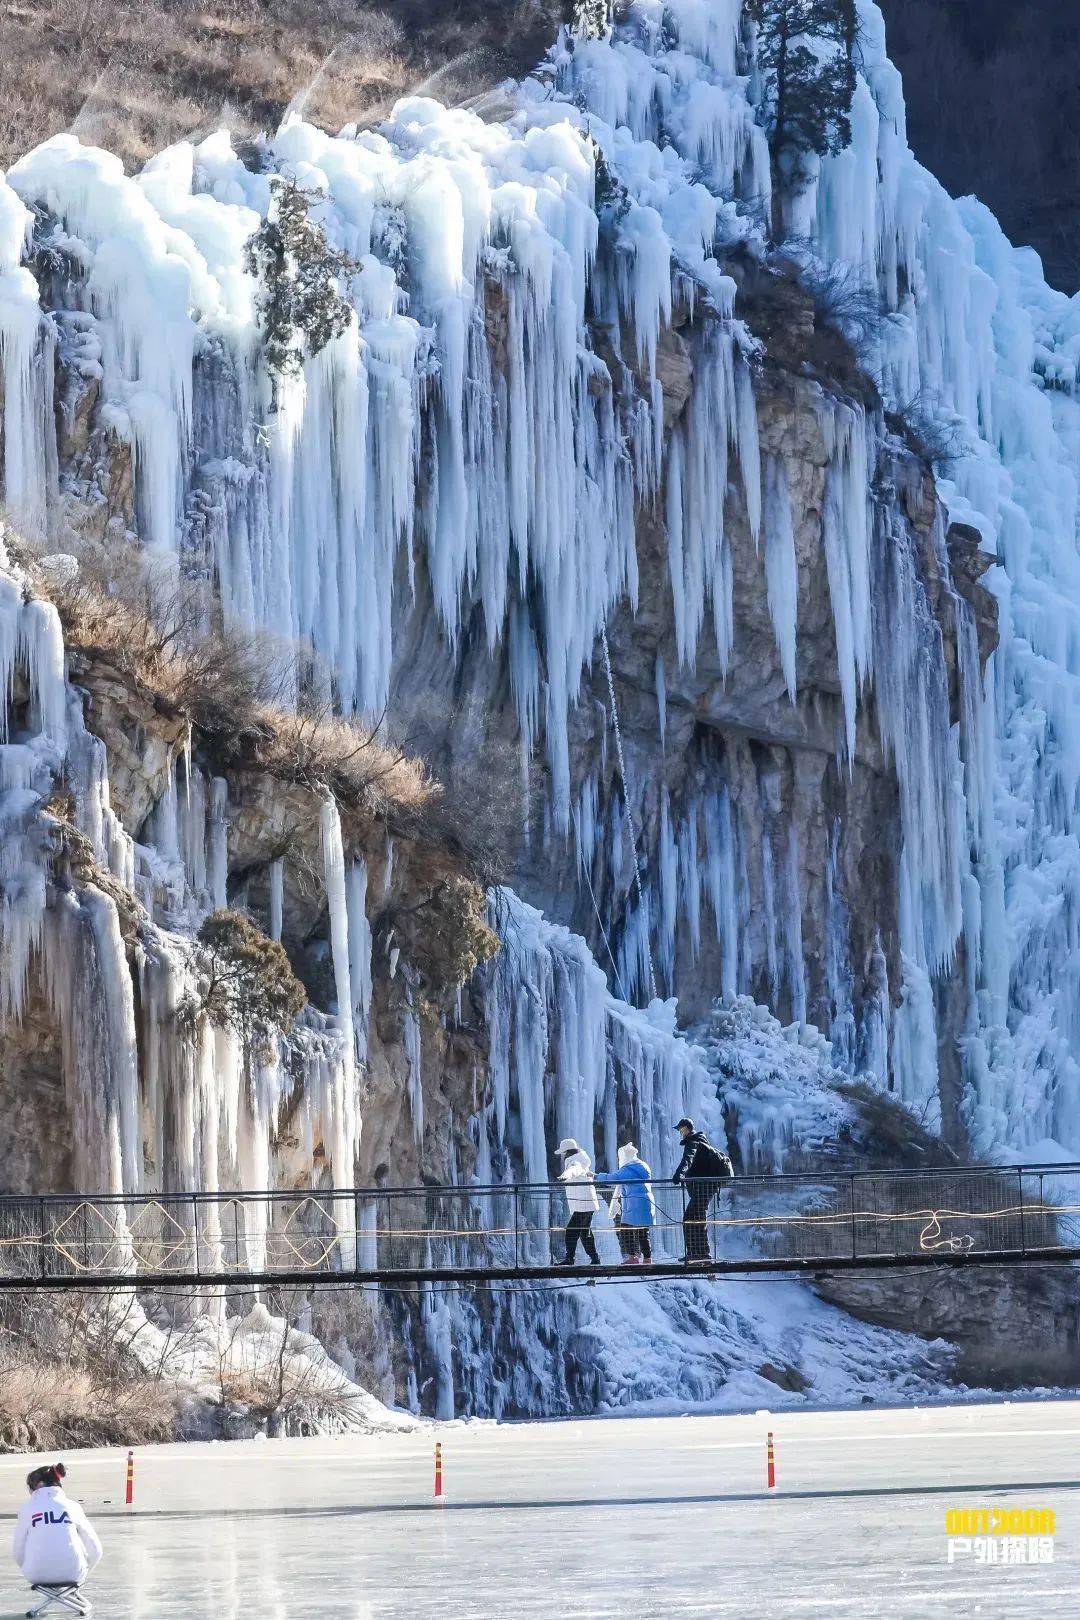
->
xmin=0 ymin=0 xmax=568 ymax=171
xmin=13 ymin=532 xmax=440 ymax=828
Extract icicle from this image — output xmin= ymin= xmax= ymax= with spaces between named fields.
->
xmin=599 ymin=622 xmax=656 ymax=1003
xmin=821 ymin=405 xmax=872 ymax=763
xmin=347 ymin=859 xmax=373 ymax=1064
xmin=207 ymin=777 xmax=229 ymax=910
xmin=268 ymin=858 xmax=284 ymax=942
xmin=320 ymin=799 xmax=359 ymax=1266
xmin=655 ymin=652 xmax=667 ymax=749
xmin=678 ymin=806 xmax=701 ymax=963
xmin=658 ymin=788 xmax=679 ymax=992
xmin=405 ymin=988 xmax=423 ymax=1146
xmin=762 ymin=455 xmax=798 ymax=700
xmin=704 ymin=788 xmax=739 ymax=1002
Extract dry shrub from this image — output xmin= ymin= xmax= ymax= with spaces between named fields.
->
xmin=308 ymin=1287 xmax=395 ymax=1404
xmin=214 ymin=1361 xmax=354 ymax=1429
xmin=24 ymin=537 xmax=281 ymax=721
xmin=213 ymin=1297 xmax=363 ymax=1435
xmin=394 ymin=693 xmax=532 ymax=888
xmin=17 ymin=533 xmax=437 ymax=825
xmin=0 ymin=1360 xmax=177 ymax=1450
xmin=791 ymin=252 xmax=888 ymax=353
xmin=0 ymin=1293 xmax=179 ymax=1451
xmin=249 ymin=705 xmax=435 ymax=818
xmin=835 ymin=1079 xmax=959 ymax=1169
xmin=424 ymin=731 xmax=526 ymax=888
xmin=887 ymin=391 xmax=968 ymax=471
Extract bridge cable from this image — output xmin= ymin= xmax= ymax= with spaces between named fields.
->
xmin=571 ymin=799 xmax=630 ymax=1003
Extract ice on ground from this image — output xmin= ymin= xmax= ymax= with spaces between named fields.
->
xmin=1 ymin=1406 xmax=1075 ymax=1617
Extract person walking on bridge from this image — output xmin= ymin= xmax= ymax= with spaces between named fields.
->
xmin=555 ymin=1139 xmax=601 ymax=1266
xmin=673 ymin=1118 xmax=732 ymax=1263
xmin=595 ymin=1143 xmax=655 ymax=1263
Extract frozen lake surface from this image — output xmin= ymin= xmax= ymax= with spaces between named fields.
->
xmin=1 ymin=1400 xmax=1075 ymax=1617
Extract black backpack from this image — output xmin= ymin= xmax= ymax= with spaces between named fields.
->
xmin=690 ymin=1138 xmax=734 ymax=1180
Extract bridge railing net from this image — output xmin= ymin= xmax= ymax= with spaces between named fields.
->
xmin=0 ymin=1166 xmax=1076 ymax=1281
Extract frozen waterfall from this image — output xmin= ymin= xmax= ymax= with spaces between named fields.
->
xmin=0 ymin=0 xmax=1079 ymax=1417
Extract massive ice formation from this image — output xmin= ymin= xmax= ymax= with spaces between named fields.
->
xmin=0 ymin=537 xmax=365 ymax=1219
xmin=0 ymin=0 xmax=1079 ymax=1412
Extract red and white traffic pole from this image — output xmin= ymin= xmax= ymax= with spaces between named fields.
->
xmin=766 ymin=1431 xmax=776 ymax=1492
xmin=125 ymin=1450 xmax=134 ymax=1509
xmin=434 ymin=1441 xmax=444 ymax=1503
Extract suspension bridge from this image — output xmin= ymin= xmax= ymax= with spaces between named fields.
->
xmin=0 ymin=1164 xmax=1077 ymax=1289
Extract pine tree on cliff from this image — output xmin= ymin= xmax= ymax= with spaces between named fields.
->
xmin=571 ymin=0 xmax=610 ymax=41
xmin=244 ymin=177 xmax=359 ymax=402
xmin=747 ymin=0 xmax=860 ymax=219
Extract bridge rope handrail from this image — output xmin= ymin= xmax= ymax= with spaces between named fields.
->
xmin=5 ymin=1201 xmax=1078 ymax=1236
xmin=1 ymin=1163 xmax=1077 ymax=1207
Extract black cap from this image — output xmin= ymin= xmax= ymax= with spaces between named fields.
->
xmin=676 ymin=1117 xmax=694 ymax=1131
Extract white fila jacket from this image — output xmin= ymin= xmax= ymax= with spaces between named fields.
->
xmin=13 ymin=1486 xmax=103 ymax=1585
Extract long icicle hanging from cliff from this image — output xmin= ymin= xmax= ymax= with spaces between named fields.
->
xmin=598 ymin=622 xmax=657 ymax=1004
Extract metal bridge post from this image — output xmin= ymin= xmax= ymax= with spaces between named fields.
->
xmin=513 ymin=1188 xmax=520 ymax=1271
xmin=192 ymin=1196 xmax=201 ymax=1279
xmin=38 ymin=1197 xmax=46 ymax=1283
xmin=1018 ymin=1168 xmax=1026 ymax=1256
xmin=849 ymin=1174 xmax=856 ymax=1262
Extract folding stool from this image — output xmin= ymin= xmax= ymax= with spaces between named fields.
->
xmin=26 ymin=1583 xmax=92 ymax=1617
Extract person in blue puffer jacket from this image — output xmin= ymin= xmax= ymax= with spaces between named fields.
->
xmin=595 ymin=1143 xmax=655 ymax=1264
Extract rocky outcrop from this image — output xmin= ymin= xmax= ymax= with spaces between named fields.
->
xmin=816 ymin=1265 xmax=1080 ymax=1388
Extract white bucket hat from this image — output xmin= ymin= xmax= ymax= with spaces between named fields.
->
xmin=556 ymin=1139 xmax=582 ymax=1157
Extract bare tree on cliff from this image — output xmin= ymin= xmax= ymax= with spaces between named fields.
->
xmin=747 ymin=0 xmax=860 ymax=233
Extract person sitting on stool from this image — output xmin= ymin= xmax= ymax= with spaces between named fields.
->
xmin=13 ymin=1462 xmax=102 ymax=1616
xmin=673 ymin=1117 xmax=733 ymax=1263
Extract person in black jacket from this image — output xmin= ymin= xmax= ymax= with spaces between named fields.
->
xmin=672 ymin=1117 xmax=733 ymax=1262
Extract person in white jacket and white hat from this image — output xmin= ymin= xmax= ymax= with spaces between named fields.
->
xmin=13 ymin=1462 xmax=102 ymax=1602
xmin=555 ymin=1139 xmax=601 ymax=1266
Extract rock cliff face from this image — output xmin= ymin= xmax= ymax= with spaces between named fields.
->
xmin=817 ymin=1264 xmax=1080 ymax=1389
xmin=0 ymin=630 xmax=493 ymax=1205
xmin=0 ymin=0 xmax=1077 ymax=1420
xmin=393 ymin=267 xmax=994 ymax=1149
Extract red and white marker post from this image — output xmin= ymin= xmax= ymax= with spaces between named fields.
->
xmin=125 ymin=1450 xmax=134 ymax=1509
xmin=766 ymin=1431 xmax=776 ymax=1492
xmin=434 ymin=1442 xmax=444 ymax=1503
